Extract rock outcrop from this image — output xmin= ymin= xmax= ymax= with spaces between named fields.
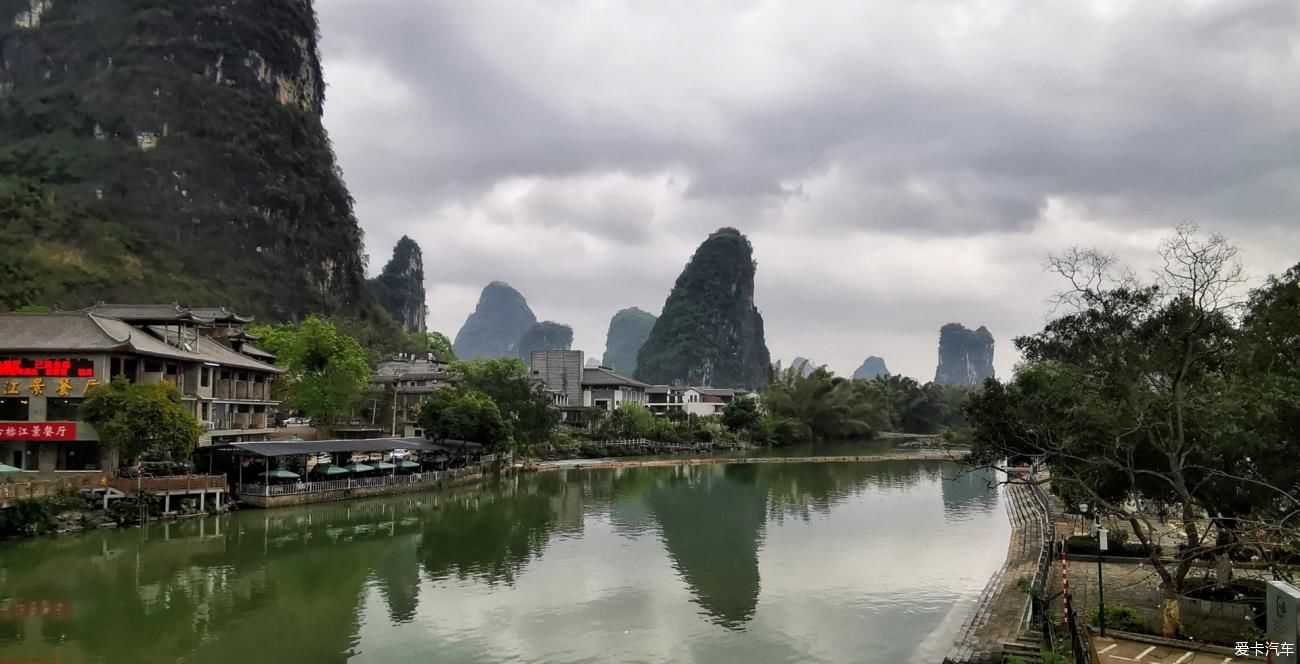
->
xmin=635 ymin=228 xmax=771 ymax=390
xmin=791 ymin=357 xmax=818 ymax=377
xmin=934 ymin=323 xmax=995 ymax=386
xmin=601 ymin=307 xmax=657 ymax=376
xmin=516 ymin=321 xmax=574 ymax=361
xmin=453 ymin=282 xmax=537 ymax=359
xmin=852 ymin=356 xmax=889 ymax=380
xmin=368 ymin=236 xmax=426 ymax=333
xmin=0 ymin=0 xmax=379 ymax=319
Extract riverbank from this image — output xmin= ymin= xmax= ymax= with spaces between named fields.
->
xmin=532 ymin=449 xmax=961 ymax=472
xmin=945 ymin=480 xmax=1051 ymax=663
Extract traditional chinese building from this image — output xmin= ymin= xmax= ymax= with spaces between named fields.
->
xmin=0 ymin=304 xmax=285 ymax=477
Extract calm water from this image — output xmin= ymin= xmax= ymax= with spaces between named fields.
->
xmin=0 ymin=461 xmax=1008 ymax=664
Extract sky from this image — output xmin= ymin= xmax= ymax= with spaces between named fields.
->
xmin=315 ymin=0 xmax=1300 ymax=382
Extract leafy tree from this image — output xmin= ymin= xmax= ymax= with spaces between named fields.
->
xmin=963 ymin=225 xmax=1298 ymax=637
xmin=81 ymin=377 xmax=202 ymax=463
xmin=762 ymin=364 xmax=890 ymax=442
xmin=406 ymin=331 xmax=457 ymax=362
xmin=721 ymin=397 xmax=762 ymax=432
xmin=417 ymin=388 xmax=508 ymax=452
xmin=252 ymin=316 xmax=371 ymax=426
xmin=610 ymin=402 xmax=656 ymax=438
xmin=428 ymin=332 xmax=457 ymax=361
xmin=452 ymin=357 xmax=558 ymax=453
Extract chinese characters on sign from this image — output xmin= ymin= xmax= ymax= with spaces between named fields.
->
xmin=2 ymin=378 xmax=94 ymax=397
xmin=1237 ymin=641 xmax=1297 ymax=656
xmin=0 ymin=423 xmax=77 ymax=441
xmin=0 ymin=358 xmax=95 ymax=378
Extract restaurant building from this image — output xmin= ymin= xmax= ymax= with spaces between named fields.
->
xmin=0 ymin=304 xmax=285 ymax=477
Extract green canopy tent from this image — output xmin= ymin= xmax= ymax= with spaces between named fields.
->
xmin=0 ymin=463 xmax=23 ymax=474
xmin=396 ymin=460 xmax=420 ymax=470
xmin=259 ymin=469 xmax=300 ymax=480
xmin=342 ymin=463 xmax=374 ymax=474
xmin=313 ymin=465 xmax=350 ymax=477
xmin=371 ymin=461 xmax=396 ymax=471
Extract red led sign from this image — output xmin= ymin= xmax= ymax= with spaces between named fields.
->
xmin=0 ymin=423 xmax=77 ymax=441
xmin=0 ymin=358 xmax=96 ymax=378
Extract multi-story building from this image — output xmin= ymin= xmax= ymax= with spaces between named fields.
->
xmin=371 ymin=354 xmax=456 ymax=435
xmin=646 ymin=385 xmax=752 ymax=417
xmin=527 ymin=350 xmax=649 ymax=424
xmin=0 ymin=304 xmax=285 ymax=477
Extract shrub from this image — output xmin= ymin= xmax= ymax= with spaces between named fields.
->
xmin=1065 ymin=534 xmax=1158 ymax=559
xmin=1086 ymin=604 xmax=1154 ymax=634
xmin=0 ymin=498 xmax=56 ymax=537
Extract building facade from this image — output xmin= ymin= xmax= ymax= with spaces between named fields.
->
xmin=581 ymin=367 xmax=650 ymax=411
xmin=371 ymin=355 xmax=457 ymax=434
xmin=0 ymin=304 xmax=285 ymax=477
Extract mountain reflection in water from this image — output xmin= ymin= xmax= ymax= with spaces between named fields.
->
xmin=0 ymin=460 xmax=1007 ymax=664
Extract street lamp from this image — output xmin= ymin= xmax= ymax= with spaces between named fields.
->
xmin=1097 ymin=526 xmax=1109 ymax=636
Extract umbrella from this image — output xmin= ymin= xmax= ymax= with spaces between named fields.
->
xmin=342 ymin=463 xmax=374 ymax=473
xmin=371 ymin=461 xmax=396 ymax=470
xmin=314 ymin=465 xmax=350 ymax=476
xmin=397 ymin=460 xmax=420 ymax=469
xmin=259 ymin=469 xmax=300 ymax=480
xmin=0 ymin=463 xmax=23 ymax=473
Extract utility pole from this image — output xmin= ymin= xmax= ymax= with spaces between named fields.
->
xmin=1098 ymin=526 xmax=1108 ymax=636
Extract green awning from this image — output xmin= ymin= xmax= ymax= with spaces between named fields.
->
xmin=0 ymin=463 xmax=23 ymax=473
xmin=342 ymin=463 xmax=374 ymax=473
xmin=259 ymin=469 xmax=300 ymax=479
xmin=396 ymin=460 xmax=420 ymax=469
xmin=314 ymin=465 xmax=350 ymax=476
xmin=371 ymin=461 xmax=396 ymax=470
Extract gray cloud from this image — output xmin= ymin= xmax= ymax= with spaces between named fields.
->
xmin=318 ymin=0 xmax=1300 ymax=380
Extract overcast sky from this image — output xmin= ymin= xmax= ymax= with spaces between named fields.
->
xmin=316 ymin=0 xmax=1300 ymax=382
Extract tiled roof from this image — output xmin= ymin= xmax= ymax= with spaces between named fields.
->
xmin=0 ymin=313 xmax=129 ymax=351
xmin=63 ymin=303 xmax=254 ymax=324
xmin=193 ymin=336 xmax=286 ymax=374
xmin=582 ymin=367 xmax=650 ymax=389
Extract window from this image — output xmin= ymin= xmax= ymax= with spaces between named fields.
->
xmin=46 ymin=398 xmax=83 ymax=421
xmin=144 ymin=360 xmax=162 ymax=373
xmin=201 ymin=367 xmax=211 ymax=387
xmin=57 ymin=443 xmax=101 ymax=471
xmin=201 ymin=402 xmax=210 ymax=420
xmin=0 ymin=398 xmax=30 ymax=421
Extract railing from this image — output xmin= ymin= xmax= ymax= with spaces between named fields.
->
xmin=236 ymin=466 xmax=483 ymax=498
xmin=580 ymin=438 xmax=748 ymax=451
xmin=107 ymin=475 xmax=227 ymax=494
xmin=1024 ymin=478 xmax=1055 ymax=654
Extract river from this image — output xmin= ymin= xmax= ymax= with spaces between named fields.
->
xmin=0 ymin=460 xmax=1008 ymax=663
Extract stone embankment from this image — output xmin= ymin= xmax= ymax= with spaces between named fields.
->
xmin=533 ymin=451 xmax=958 ymax=472
xmin=945 ymin=480 xmax=1051 ymax=663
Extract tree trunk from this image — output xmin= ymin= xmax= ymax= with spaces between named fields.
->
xmin=1161 ymin=585 xmax=1181 ymax=638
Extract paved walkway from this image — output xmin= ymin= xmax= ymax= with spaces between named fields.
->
xmin=946 ymin=480 xmax=1048 ymax=662
xmin=1092 ymin=634 xmax=1257 ymax=663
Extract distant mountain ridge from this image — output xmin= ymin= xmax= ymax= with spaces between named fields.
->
xmin=934 ymin=323 xmax=995 ymax=386
xmin=0 ymin=0 xmax=382 ymax=321
xmin=453 ymin=282 xmax=537 ymax=359
xmin=602 ymin=308 xmax=657 ymax=376
xmin=635 ymin=228 xmax=771 ymax=390
xmin=368 ymin=237 xmax=427 ymax=333
xmin=852 ymin=356 xmax=889 ymax=380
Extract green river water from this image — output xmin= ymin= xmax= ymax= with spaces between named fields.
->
xmin=0 ymin=459 xmax=1008 ymax=664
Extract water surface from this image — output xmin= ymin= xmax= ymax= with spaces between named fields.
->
xmin=0 ymin=461 xmax=1007 ymax=663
